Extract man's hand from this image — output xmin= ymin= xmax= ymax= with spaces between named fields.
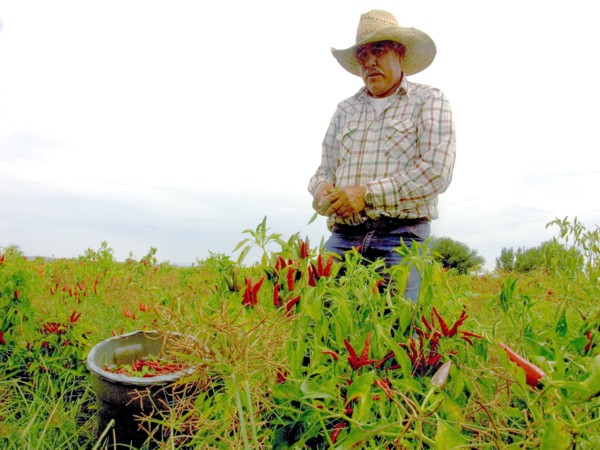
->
xmin=324 ymin=185 xmax=367 ymax=218
xmin=312 ymin=182 xmax=335 ymax=216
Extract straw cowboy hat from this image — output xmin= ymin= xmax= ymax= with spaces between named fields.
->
xmin=331 ymin=10 xmax=436 ymax=76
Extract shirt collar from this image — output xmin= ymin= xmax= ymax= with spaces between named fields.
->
xmin=358 ymin=73 xmax=409 ymax=100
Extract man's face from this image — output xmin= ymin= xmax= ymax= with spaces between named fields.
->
xmin=356 ymin=41 xmax=403 ymax=98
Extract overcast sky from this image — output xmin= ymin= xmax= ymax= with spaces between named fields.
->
xmin=1 ymin=0 xmax=599 ymax=270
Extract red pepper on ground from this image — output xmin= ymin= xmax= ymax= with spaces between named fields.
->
xmin=344 ymin=332 xmax=377 ymax=371
xmin=0 ymin=331 xmax=5 ymax=345
xmin=499 ymin=342 xmax=546 ymax=387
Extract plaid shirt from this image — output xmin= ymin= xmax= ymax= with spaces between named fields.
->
xmin=308 ymin=76 xmax=456 ymax=229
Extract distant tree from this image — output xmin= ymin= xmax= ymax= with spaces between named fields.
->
xmin=430 ymin=237 xmax=485 ymax=274
xmin=496 ymin=247 xmax=515 ymax=271
xmin=514 ymin=246 xmax=544 ymax=272
xmin=510 ymin=240 xmax=583 ymax=274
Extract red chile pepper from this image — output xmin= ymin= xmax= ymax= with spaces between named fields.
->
xmin=285 ymin=295 xmax=301 ymax=317
xmin=324 ymin=254 xmax=333 ymax=277
xmin=69 ymin=311 xmax=82 ymax=323
xmin=0 ymin=331 xmax=6 ymax=345
xmin=299 ymin=237 xmax=310 ymax=259
xmin=499 ymin=342 xmax=546 ymax=387
xmin=375 ymin=350 xmax=395 ymax=369
xmin=112 ymin=327 xmax=124 ymax=336
xmin=0 ymin=254 xmax=4 ymax=264
xmin=431 ymin=307 xmax=469 ymax=337
xmin=330 ymin=422 xmax=346 ymax=444
xmin=447 ymin=308 xmax=468 ymax=336
xmin=585 ymin=330 xmax=593 ymax=354
xmin=374 ymin=378 xmax=394 ymax=399
xmin=274 ymin=256 xmax=287 ymax=274
xmin=273 ymin=283 xmax=281 ymax=307
xmin=321 ymin=350 xmax=339 ymax=361
xmin=41 ymin=322 xmax=66 ymax=335
xmin=460 ymin=330 xmax=485 ymax=346
xmin=276 ymin=368 xmax=287 ymax=384
xmin=242 ymin=275 xmax=265 ymax=307
xmin=307 ymin=265 xmax=317 ymax=287
xmin=286 ymin=268 xmax=295 ymax=291
xmin=344 ymin=332 xmax=377 ymax=371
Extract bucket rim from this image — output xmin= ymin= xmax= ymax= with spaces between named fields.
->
xmin=86 ymin=330 xmax=198 ymax=386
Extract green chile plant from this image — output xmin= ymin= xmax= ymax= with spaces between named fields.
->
xmin=170 ymin=223 xmax=598 ymax=449
xmin=0 ymin=217 xmax=598 ymax=448
xmin=145 ymin=236 xmax=491 ymax=448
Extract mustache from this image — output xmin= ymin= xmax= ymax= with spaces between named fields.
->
xmin=365 ymin=67 xmax=384 ymax=76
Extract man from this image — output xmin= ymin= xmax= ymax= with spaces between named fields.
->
xmin=308 ymin=10 xmax=455 ymax=301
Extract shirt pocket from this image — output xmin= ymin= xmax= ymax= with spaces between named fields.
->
xmin=336 ymin=125 xmax=358 ymax=163
xmin=384 ymin=119 xmax=417 ymax=160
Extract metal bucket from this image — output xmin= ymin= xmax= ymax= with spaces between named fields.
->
xmin=86 ymin=330 xmax=199 ymax=447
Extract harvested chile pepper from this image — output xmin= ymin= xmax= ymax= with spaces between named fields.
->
xmin=104 ymin=357 xmax=186 ymax=377
xmin=499 ymin=342 xmax=546 ymax=387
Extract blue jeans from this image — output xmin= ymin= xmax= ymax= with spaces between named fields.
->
xmin=324 ymin=218 xmax=431 ymax=302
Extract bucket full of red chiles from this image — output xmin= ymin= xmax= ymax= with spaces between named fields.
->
xmin=86 ymin=330 xmax=207 ymax=448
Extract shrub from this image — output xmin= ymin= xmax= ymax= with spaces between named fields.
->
xmin=429 ymin=237 xmax=485 ymax=274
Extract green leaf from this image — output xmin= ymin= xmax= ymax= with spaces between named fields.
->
xmin=346 ymin=371 xmax=373 ymax=401
xmin=346 ymin=371 xmax=374 ymax=421
xmin=541 ymin=419 xmax=571 ymax=450
xmin=434 ymin=421 xmax=467 ymax=449
xmin=300 ymin=379 xmax=334 ymax=400
xmin=307 ymin=212 xmax=319 ymax=225
xmin=271 ymin=383 xmax=304 ymax=402
xmin=555 ymin=302 xmax=568 ymax=338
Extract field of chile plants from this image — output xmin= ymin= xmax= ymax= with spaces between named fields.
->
xmin=0 ymin=217 xmax=598 ymax=449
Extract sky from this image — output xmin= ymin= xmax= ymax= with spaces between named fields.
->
xmin=1 ymin=0 xmax=599 ymax=270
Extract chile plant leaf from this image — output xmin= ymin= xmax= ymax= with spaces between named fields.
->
xmin=555 ymin=301 xmax=569 ymax=338
xmin=434 ymin=421 xmax=467 ymax=449
xmin=300 ymin=379 xmax=334 ymax=400
xmin=346 ymin=371 xmax=374 ymax=422
xmin=541 ymin=419 xmax=571 ymax=450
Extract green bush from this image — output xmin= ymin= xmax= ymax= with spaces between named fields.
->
xmin=429 ymin=237 xmax=485 ymax=274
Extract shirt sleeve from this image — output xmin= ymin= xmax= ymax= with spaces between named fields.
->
xmin=366 ymin=90 xmax=456 ymax=212
xmin=307 ymin=110 xmax=340 ymax=195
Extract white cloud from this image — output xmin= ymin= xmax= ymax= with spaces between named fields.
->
xmin=1 ymin=0 xmax=599 ymax=270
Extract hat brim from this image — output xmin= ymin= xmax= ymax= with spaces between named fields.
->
xmin=331 ymin=26 xmax=436 ymax=76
